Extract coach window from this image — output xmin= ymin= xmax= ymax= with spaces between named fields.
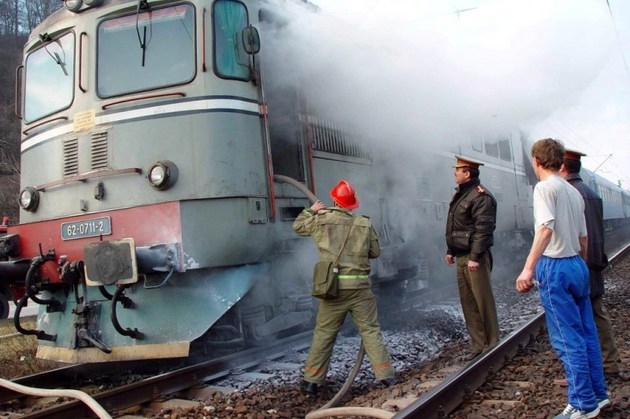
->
xmin=484 ymin=138 xmax=499 ymax=158
xmin=213 ymin=0 xmax=250 ymax=80
xmin=498 ymin=138 xmax=512 ymax=162
xmin=24 ymin=32 xmax=75 ymax=123
xmin=97 ymin=4 xmax=195 ymax=98
xmin=471 ymin=136 xmax=483 ymax=153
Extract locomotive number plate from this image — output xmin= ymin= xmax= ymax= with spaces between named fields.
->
xmin=61 ymin=217 xmax=112 ymax=240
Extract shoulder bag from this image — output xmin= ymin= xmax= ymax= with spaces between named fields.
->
xmin=312 ymin=217 xmax=356 ymax=299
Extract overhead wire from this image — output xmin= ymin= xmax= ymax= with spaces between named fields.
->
xmin=543 ymin=119 xmax=628 ymax=188
xmin=605 ymin=0 xmax=630 ymax=84
xmin=535 ymin=1 xmax=630 ymax=189
xmin=603 ymin=0 xmax=630 ymax=189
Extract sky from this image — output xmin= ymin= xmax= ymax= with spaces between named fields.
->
xmin=302 ymin=0 xmax=630 ymax=188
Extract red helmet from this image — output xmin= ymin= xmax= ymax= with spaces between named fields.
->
xmin=330 ymin=180 xmax=359 ymax=209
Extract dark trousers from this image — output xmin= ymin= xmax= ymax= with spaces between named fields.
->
xmin=455 ymin=252 xmax=499 ymax=353
xmin=591 ymin=294 xmax=620 ymax=373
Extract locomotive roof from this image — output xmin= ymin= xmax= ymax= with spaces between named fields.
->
xmin=27 ymin=1 xmax=138 ymax=49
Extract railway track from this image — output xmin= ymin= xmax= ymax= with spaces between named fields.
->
xmin=0 ymin=332 xmax=313 ymax=418
xmin=0 ymin=244 xmax=628 ymax=418
xmin=391 ymin=243 xmax=630 ymax=419
xmin=390 ymin=314 xmax=545 ymax=419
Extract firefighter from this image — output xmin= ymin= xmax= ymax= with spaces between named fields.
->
xmin=292 ymin=180 xmax=395 ymax=394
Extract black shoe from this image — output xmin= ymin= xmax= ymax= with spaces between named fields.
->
xmin=464 ymin=352 xmax=481 ymax=362
xmin=301 ymin=381 xmax=319 ymax=394
xmin=380 ymin=378 xmax=396 ymax=387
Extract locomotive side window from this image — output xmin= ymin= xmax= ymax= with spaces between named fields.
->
xmin=213 ymin=0 xmax=250 ymax=80
xmin=97 ymin=4 xmax=196 ymax=98
xmin=24 ymin=32 xmax=75 ymax=123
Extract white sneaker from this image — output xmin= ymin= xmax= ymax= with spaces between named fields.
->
xmin=553 ymin=403 xmax=600 ymax=419
xmin=597 ymin=397 xmax=611 ymax=410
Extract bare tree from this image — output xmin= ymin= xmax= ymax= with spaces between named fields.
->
xmin=0 ymin=155 xmax=19 ymax=222
xmin=0 ymin=32 xmax=24 ymax=158
xmin=23 ymin=0 xmax=61 ymax=32
xmin=0 ymin=0 xmax=60 ymax=35
xmin=0 ymin=32 xmax=23 ymax=223
xmin=0 ymin=0 xmax=19 ymax=36
xmin=0 ymin=0 xmax=62 ymax=221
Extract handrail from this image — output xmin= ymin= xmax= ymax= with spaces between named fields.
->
xmin=36 ymin=167 xmax=142 ymax=191
xmin=79 ymin=32 xmax=88 ymax=93
xmin=22 ymin=116 xmax=69 ymax=135
xmin=14 ymin=65 xmax=23 ymax=120
xmin=202 ymin=8 xmax=207 ymax=72
xmin=102 ymin=92 xmax=186 ymax=110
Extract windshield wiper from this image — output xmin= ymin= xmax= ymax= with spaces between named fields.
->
xmin=39 ymin=33 xmax=69 ymax=76
xmin=135 ymin=0 xmax=151 ymax=67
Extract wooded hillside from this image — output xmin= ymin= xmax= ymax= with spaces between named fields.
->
xmin=0 ymin=1 xmax=61 ymax=221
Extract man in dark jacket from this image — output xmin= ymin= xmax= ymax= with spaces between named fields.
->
xmin=293 ymin=180 xmax=395 ymax=394
xmin=445 ymin=156 xmax=499 ymax=360
xmin=561 ymin=149 xmax=629 ymax=381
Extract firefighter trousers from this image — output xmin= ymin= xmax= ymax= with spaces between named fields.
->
xmin=303 ymin=288 xmax=394 ymax=384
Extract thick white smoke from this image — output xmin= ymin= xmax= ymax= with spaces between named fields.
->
xmin=263 ymin=0 xmax=615 ymax=152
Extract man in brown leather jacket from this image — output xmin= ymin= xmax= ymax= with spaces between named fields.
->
xmin=445 ymin=156 xmax=499 ymax=360
xmin=293 ymin=180 xmax=395 ymax=394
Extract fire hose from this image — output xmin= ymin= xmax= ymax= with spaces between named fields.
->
xmin=0 ymin=378 xmax=111 ymax=419
xmin=273 ymin=175 xmax=394 ymax=418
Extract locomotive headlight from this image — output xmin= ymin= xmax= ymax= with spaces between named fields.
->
xmin=83 ymin=0 xmax=105 ymax=6
xmin=148 ymin=161 xmax=178 ymax=190
xmin=64 ymin=0 xmax=83 ymax=12
xmin=19 ymin=186 xmax=40 ymax=212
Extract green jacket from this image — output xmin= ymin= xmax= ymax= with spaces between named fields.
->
xmin=292 ymin=207 xmax=380 ymax=289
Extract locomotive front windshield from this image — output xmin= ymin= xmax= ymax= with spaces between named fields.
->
xmin=97 ymin=4 xmax=195 ymax=97
xmin=24 ymin=32 xmax=75 ymax=123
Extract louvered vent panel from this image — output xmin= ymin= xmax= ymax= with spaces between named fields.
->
xmin=63 ymin=138 xmax=79 ymax=177
xmin=91 ymin=132 xmax=109 ymax=170
xmin=301 ymin=115 xmax=372 ymax=160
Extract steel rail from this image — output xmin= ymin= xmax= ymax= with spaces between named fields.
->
xmin=393 ymin=243 xmax=630 ymax=419
xmin=393 ymin=312 xmax=545 ymax=419
xmin=12 ymin=332 xmax=312 ymax=419
xmin=3 ymin=245 xmax=629 ymax=418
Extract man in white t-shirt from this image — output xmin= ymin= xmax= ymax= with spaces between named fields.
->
xmin=516 ymin=138 xmax=608 ymax=419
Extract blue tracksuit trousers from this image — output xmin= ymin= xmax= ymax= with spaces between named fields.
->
xmin=536 ymin=255 xmax=607 ymax=411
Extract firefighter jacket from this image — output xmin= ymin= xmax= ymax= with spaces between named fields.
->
xmin=445 ymin=178 xmax=497 ymax=262
xmin=566 ymin=172 xmax=608 ymax=297
xmin=292 ymin=207 xmax=380 ymax=290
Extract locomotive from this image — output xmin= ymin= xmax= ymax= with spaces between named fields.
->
xmin=3 ymin=0 xmax=629 ymax=363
